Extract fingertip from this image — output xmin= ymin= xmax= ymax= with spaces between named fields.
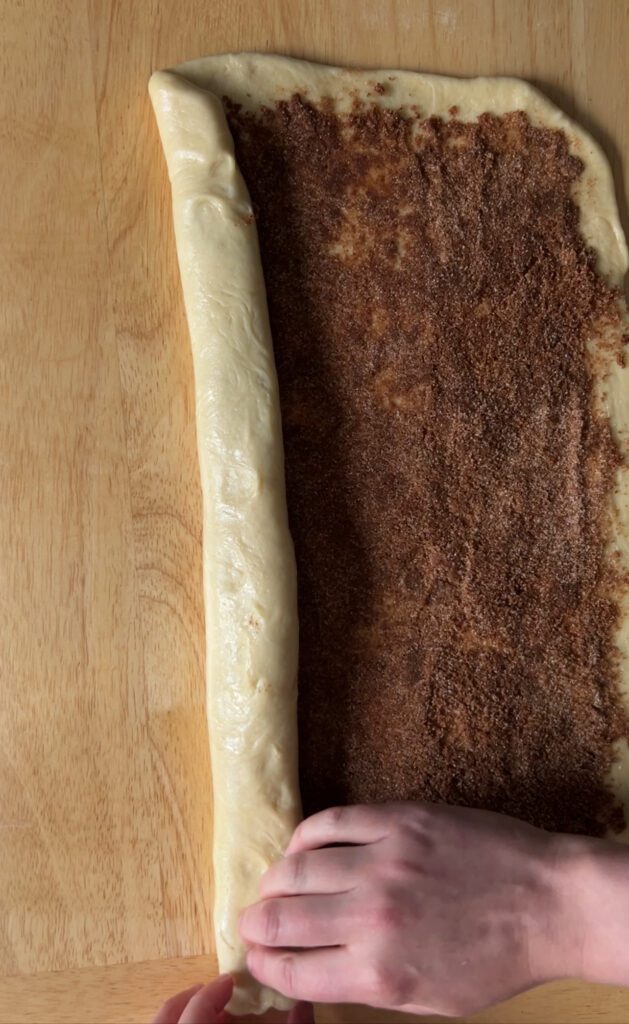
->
xmin=284 ymin=820 xmax=305 ymax=857
xmin=284 ymin=829 xmax=301 ymax=856
xmin=150 ymin=984 xmax=205 ymax=1024
xmin=257 ymin=869 xmax=271 ymax=898
xmin=178 ymin=975 xmax=234 ymax=1021
xmin=213 ymin=972 xmax=234 ymax=991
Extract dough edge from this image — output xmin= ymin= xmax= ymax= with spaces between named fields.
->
xmin=149 ymin=54 xmax=629 ymax=1015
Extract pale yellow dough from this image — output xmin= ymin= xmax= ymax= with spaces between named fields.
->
xmin=149 ymin=54 xmax=629 ymax=1015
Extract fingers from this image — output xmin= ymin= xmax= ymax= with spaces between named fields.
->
xmin=286 ymin=805 xmax=395 ymax=855
xmin=151 ymin=985 xmax=204 ymax=1024
xmin=247 ymin=946 xmax=364 ymax=1003
xmin=240 ymin=893 xmax=351 ymax=948
xmin=260 ymin=845 xmax=369 ymax=898
xmin=178 ymin=976 xmax=234 ymax=1023
xmin=150 ymin=976 xmax=313 ymax=1024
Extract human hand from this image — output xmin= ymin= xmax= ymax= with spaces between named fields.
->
xmin=151 ymin=974 xmax=313 ymax=1024
xmin=240 ymin=802 xmax=629 ymax=1017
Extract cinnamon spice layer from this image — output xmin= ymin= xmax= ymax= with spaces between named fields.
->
xmin=226 ymin=96 xmax=627 ymax=835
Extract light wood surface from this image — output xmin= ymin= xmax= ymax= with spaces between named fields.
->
xmin=2 ymin=956 xmax=629 ymax=1024
xmin=1 ymin=1 xmax=627 ymax=1021
xmin=3 ymin=954 xmax=629 ymax=1024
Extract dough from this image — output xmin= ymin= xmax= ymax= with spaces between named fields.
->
xmin=149 ymin=55 xmax=629 ymax=1014
xmin=149 ymin=71 xmax=300 ymax=1015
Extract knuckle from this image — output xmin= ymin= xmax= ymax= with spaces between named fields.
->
xmin=381 ymin=856 xmax=421 ymax=881
xmin=324 ymin=805 xmax=345 ymax=829
xmin=364 ymin=892 xmax=403 ymax=933
xmin=373 ymin=898 xmax=405 ymax=930
xmin=366 ymin=885 xmax=407 ymax=930
xmin=410 ymin=801 xmax=431 ymax=823
xmin=365 ymin=958 xmax=390 ymax=999
xmin=398 ymin=804 xmax=430 ymax=836
xmin=394 ymin=807 xmax=437 ymax=851
xmin=365 ymin=959 xmax=411 ymax=1005
xmin=289 ymin=821 xmax=305 ymax=850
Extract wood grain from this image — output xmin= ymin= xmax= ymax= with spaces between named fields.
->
xmin=0 ymin=0 xmax=213 ymax=980
xmin=1 ymin=0 xmax=628 ymax=1021
xmin=2 ymin=956 xmax=629 ymax=1024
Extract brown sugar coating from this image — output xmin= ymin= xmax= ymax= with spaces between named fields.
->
xmin=226 ymin=95 xmax=628 ymax=835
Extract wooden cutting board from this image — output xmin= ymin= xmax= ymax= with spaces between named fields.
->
xmin=1 ymin=1 xmax=628 ymax=1021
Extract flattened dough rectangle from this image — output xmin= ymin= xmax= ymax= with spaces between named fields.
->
xmin=149 ymin=54 xmax=629 ymax=1014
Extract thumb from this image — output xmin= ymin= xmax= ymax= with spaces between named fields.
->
xmin=179 ymin=975 xmax=234 ymax=1023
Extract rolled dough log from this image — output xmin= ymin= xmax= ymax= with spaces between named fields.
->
xmin=149 ymin=71 xmax=300 ymax=1014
